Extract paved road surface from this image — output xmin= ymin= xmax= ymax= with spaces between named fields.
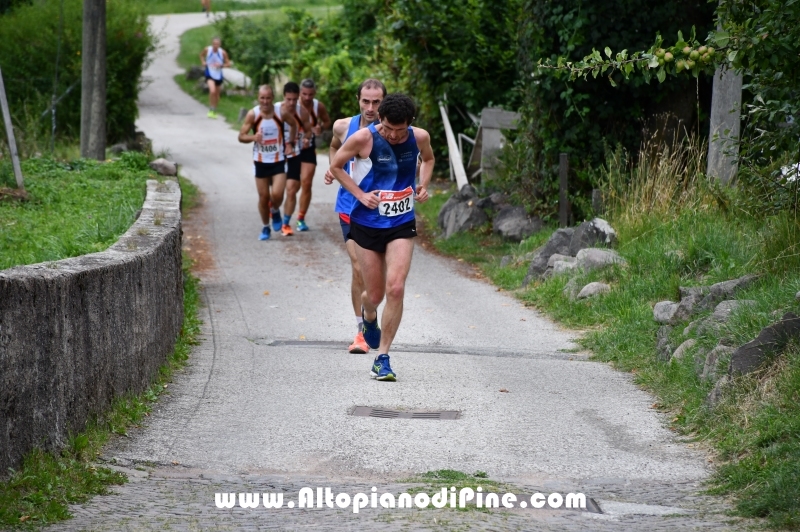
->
xmin=50 ymin=13 xmax=745 ymax=531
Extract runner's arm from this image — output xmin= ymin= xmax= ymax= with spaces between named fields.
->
xmin=324 ymin=118 xmax=349 ymax=185
xmin=315 ymin=101 xmax=332 ymax=134
xmin=413 ymin=128 xmax=435 ymax=203
xmin=297 ymin=106 xmax=313 ymax=149
xmin=238 ymin=111 xmax=258 ymax=144
xmin=222 ymin=50 xmax=232 ymax=68
xmin=200 ymin=47 xmax=208 ymax=66
xmin=282 ymin=111 xmax=298 ymax=151
xmin=329 ymin=130 xmax=379 ymax=209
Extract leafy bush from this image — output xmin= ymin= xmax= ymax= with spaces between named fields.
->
xmin=215 ymin=11 xmax=292 ymax=87
xmin=0 ymin=0 xmax=154 ymax=146
xmin=506 ymin=0 xmax=716 ymax=220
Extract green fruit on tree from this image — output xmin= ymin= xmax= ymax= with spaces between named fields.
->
xmin=658 ymin=58 xmax=665 ymax=66
xmin=686 ymin=59 xmax=696 ymax=69
xmin=698 ymin=45 xmax=707 ymax=54
xmin=655 ymin=48 xmax=665 ymax=58
xmin=676 ymin=59 xmax=685 ymax=72
xmin=707 ymin=47 xmax=715 ymax=55
xmin=701 ymin=53 xmax=711 ymax=63
xmin=682 ymin=46 xmax=692 ymax=55
xmin=664 ymin=52 xmax=674 ymax=62
xmin=689 ymin=50 xmax=700 ymax=60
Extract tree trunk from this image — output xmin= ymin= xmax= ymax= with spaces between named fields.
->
xmin=80 ymin=0 xmax=106 ymax=160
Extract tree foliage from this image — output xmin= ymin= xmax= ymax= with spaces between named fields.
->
xmin=215 ymin=12 xmax=292 ymax=87
xmin=0 ymin=0 xmax=154 ymax=144
xmin=536 ymin=0 xmax=800 ymax=214
xmin=504 ymin=0 xmax=716 ymax=220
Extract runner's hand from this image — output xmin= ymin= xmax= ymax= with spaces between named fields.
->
xmin=324 ymin=169 xmax=335 ymax=185
xmin=358 ymin=191 xmax=380 ymax=209
xmin=312 ymin=125 xmax=322 ymax=136
xmin=302 ymin=137 xmax=310 ymax=149
xmin=414 ymin=186 xmax=429 ymax=203
xmin=254 ymin=130 xmax=263 ymax=144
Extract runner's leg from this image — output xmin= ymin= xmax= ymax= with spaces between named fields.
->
xmin=269 ymin=173 xmax=287 ymax=223
xmin=347 ymin=239 xmax=365 ymax=320
xmin=284 ymin=179 xmax=299 ymax=219
xmin=375 ymin=238 xmax=414 ymax=354
xmin=255 ymin=177 xmax=271 ymax=225
xmin=298 ymin=161 xmax=315 ymax=225
xmin=207 ymin=79 xmax=219 ymax=111
xmin=357 ymin=245 xmax=386 ymax=326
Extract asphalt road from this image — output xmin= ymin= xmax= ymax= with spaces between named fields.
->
xmin=50 ymin=13 xmax=742 ymax=531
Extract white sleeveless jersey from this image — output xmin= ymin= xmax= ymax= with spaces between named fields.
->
xmin=274 ymin=102 xmax=303 ymax=158
xmin=205 ymin=47 xmax=225 ymax=80
xmin=252 ymin=106 xmax=284 ymax=163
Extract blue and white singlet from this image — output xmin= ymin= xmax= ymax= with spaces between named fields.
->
xmin=204 ymin=47 xmax=225 ymax=81
xmin=334 ymin=115 xmax=362 ymax=216
xmin=349 ymin=123 xmax=419 ymax=229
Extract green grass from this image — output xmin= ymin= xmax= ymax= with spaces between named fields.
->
xmin=415 ymin=177 xmax=800 ymax=528
xmin=143 ymin=0 xmax=338 ymax=15
xmin=0 ymin=179 xmax=202 ymax=529
xmin=404 ymin=470 xmax=512 ymax=512
xmin=0 ymin=152 xmax=160 ymax=270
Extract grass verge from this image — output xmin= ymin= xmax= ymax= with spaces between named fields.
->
xmin=0 ymin=177 xmax=203 ymax=530
xmin=416 ymin=141 xmax=800 ymax=528
xmin=0 ymin=152 xmax=162 ymax=270
xmin=143 ymin=0 xmax=338 ymax=15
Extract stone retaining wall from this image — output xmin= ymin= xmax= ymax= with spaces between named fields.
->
xmin=0 ymin=179 xmax=183 ymax=475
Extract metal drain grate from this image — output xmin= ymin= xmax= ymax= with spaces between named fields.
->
xmin=351 ymin=406 xmax=461 ymax=420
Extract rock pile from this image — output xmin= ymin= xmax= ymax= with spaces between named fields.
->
xmin=437 ymin=185 xmax=542 ymax=241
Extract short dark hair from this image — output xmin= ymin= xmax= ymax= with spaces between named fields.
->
xmin=283 ymin=81 xmax=300 ymax=95
xmin=300 ymin=78 xmax=316 ymax=90
xmin=378 ymin=94 xmax=415 ymax=126
xmin=357 ymin=79 xmax=386 ymax=100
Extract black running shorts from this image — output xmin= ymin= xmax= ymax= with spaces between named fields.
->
xmin=299 ymin=147 xmax=317 ymax=165
xmin=204 ymin=76 xmax=223 ymax=87
xmin=349 ymin=220 xmax=417 ymax=253
xmin=254 ymin=161 xmax=285 ymax=178
xmin=285 ymin=156 xmax=301 ymax=180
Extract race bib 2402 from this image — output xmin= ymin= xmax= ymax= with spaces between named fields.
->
xmin=378 ymin=186 xmax=414 ymax=217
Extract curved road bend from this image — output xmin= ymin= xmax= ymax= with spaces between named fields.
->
xmin=51 ymin=13 xmax=743 ymax=531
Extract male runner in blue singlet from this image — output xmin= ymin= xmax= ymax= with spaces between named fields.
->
xmin=325 ymin=79 xmax=386 ymax=354
xmin=329 ymin=94 xmax=435 ymax=381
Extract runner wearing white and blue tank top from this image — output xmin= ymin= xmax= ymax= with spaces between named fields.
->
xmin=325 ymin=79 xmax=386 ymax=355
xmin=200 ymin=38 xmax=230 ymax=118
xmin=238 ymin=85 xmax=297 ymax=241
xmin=329 ymin=93 xmax=435 ymax=380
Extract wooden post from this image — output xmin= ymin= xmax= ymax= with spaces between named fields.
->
xmin=81 ymin=0 xmax=107 ymax=160
xmin=559 ymin=153 xmax=568 ymax=227
xmin=0 ymin=66 xmax=24 ymax=190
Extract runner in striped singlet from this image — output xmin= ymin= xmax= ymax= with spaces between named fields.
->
xmin=278 ymin=82 xmax=313 ymax=236
xmin=296 ymin=79 xmax=331 ymax=231
xmin=238 ymin=85 xmax=298 ymax=241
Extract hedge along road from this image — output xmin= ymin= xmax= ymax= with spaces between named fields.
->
xmin=51 ymin=13 xmax=740 ymax=531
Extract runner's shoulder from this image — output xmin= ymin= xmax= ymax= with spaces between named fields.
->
xmin=332 ymin=117 xmax=350 ymax=140
xmin=410 ymin=126 xmax=430 ymax=143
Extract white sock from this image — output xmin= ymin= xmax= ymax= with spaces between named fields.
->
xmin=356 ymin=316 xmax=363 ymax=334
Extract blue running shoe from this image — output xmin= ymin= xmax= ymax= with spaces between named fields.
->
xmin=296 ymin=219 xmax=309 ymax=232
xmin=259 ymin=226 xmax=271 ymax=241
xmin=371 ymin=354 xmax=396 ymax=381
xmin=271 ymin=211 xmax=282 ymax=232
xmin=361 ymin=310 xmax=381 ymax=349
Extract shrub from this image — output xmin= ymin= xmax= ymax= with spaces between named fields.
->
xmin=0 ymin=0 xmax=154 ymax=146
xmin=215 ymin=11 xmax=291 ymax=87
